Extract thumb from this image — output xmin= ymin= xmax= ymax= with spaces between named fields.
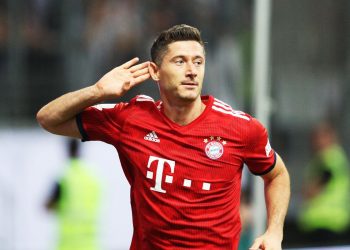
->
xmin=249 ymin=238 xmax=263 ymax=250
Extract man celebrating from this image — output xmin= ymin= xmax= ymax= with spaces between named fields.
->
xmin=37 ymin=24 xmax=290 ymax=249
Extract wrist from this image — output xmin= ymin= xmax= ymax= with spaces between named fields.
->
xmin=90 ymin=84 xmax=106 ymax=102
xmin=266 ymin=227 xmax=283 ymax=240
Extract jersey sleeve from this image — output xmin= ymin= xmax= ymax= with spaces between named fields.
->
xmin=243 ymin=118 xmax=276 ymax=175
xmin=76 ymin=102 xmax=128 ymax=144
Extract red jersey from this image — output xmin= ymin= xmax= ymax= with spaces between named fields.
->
xmin=77 ymin=95 xmax=276 ymax=250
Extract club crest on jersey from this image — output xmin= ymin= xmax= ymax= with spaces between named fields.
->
xmin=203 ymin=136 xmax=226 ymax=160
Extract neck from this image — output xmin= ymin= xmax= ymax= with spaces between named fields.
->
xmin=161 ymin=97 xmax=206 ymax=126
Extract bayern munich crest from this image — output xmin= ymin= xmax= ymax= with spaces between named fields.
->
xmin=204 ymin=136 xmax=226 ymax=160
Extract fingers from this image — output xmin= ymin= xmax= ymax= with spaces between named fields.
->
xmin=130 ymin=64 xmax=150 ymax=85
xmin=117 ymin=58 xmax=150 ymax=89
xmin=132 ymin=73 xmax=150 ymax=86
xmin=132 ymin=67 xmax=149 ymax=78
xmin=130 ymin=61 xmax=150 ymax=73
xmin=121 ymin=57 xmax=140 ymax=69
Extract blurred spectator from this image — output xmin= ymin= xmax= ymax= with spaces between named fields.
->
xmin=297 ymin=122 xmax=350 ymax=245
xmin=46 ymin=139 xmax=102 ymax=250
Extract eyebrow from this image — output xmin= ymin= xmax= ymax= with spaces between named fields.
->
xmin=171 ymin=55 xmax=204 ymax=60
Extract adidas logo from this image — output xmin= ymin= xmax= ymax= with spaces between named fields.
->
xmin=144 ymin=131 xmax=160 ymax=143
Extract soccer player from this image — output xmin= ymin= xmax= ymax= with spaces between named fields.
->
xmin=37 ymin=24 xmax=290 ymax=250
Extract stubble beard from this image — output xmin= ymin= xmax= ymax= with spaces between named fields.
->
xmin=159 ymin=82 xmax=202 ymax=105
xmin=177 ymin=87 xmax=202 ymax=103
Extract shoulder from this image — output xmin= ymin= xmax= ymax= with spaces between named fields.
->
xmin=210 ymin=97 xmax=252 ymax=122
xmin=91 ymin=95 xmax=156 ymax=112
xmin=129 ymin=95 xmax=157 ymax=107
xmin=209 ymin=97 xmax=268 ymax=138
xmin=134 ymin=95 xmax=155 ymax=102
xmin=125 ymin=95 xmax=160 ymax=114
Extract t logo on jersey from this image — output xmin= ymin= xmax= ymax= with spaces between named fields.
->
xmin=146 ymin=156 xmax=175 ymax=193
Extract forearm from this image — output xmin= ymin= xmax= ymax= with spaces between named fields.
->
xmin=250 ymin=156 xmax=290 ymax=250
xmin=37 ymin=85 xmax=103 ymax=131
xmin=264 ymin=166 xmax=290 ymax=237
xmin=37 ymin=58 xmax=150 ymax=137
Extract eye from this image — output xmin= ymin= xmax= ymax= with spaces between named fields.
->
xmin=194 ymin=60 xmax=203 ymax=66
xmin=175 ymin=59 xmax=184 ymax=65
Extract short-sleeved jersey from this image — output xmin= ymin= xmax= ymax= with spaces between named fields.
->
xmin=77 ymin=95 xmax=276 ymax=250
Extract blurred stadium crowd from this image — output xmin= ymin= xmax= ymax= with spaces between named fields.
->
xmin=0 ymin=0 xmax=251 ymax=123
xmin=1 ymin=0 xmax=350 ymax=249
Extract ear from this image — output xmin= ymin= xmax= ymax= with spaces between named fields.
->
xmin=149 ymin=62 xmax=160 ymax=81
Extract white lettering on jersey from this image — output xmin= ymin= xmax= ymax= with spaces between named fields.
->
xmin=146 ymin=156 xmax=175 ymax=193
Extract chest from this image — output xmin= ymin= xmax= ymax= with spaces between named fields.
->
xmin=116 ymin=116 xmax=245 ymax=194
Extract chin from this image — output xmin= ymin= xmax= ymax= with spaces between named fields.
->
xmin=178 ymin=93 xmax=200 ymax=102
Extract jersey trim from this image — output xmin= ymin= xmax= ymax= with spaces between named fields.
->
xmin=76 ymin=113 xmax=89 ymax=142
xmin=212 ymin=99 xmax=250 ymax=121
xmin=136 ymin=95 xmax=154 ymax=102
xmin=251 ymin=152 xmax=277 ymax=176
xmin=93 ymin=103 xmax=117 ymax=110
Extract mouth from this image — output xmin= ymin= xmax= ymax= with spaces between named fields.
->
xmin=181 ymin=81 xmax=198 ymax=86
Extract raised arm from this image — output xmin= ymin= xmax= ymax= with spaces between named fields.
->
xmin=250 ymin=154 xmax=290 ymax=250
xmin=36 ymin=57 xmax=150 ymax=138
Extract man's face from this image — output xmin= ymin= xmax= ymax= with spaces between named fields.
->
xmin=156 ymin=41 xmax=205 ymax=103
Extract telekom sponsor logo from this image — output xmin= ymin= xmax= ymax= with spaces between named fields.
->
xmin=146 ymin=156 xmax=211 ymax=193
xmin=146 ymin=156 xmax=175 ymax=193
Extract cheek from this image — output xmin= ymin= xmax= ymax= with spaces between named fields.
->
xmin=162 ymin=70 xmax=182 ymax=83
xmin=199 ymin=67 xmax=205 ymax=77
xmin=159 ymin=75 xmax=178 ymax=90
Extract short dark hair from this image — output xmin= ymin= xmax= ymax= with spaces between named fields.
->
xmin=151 ymin=24 xmax=205 ymax=66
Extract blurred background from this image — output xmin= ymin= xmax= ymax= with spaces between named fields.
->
xmin=1 ymin=0 xmax=350 ymax=249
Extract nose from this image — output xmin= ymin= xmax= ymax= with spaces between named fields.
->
xmin=185 ymin=62 xmax=198 ymax=78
